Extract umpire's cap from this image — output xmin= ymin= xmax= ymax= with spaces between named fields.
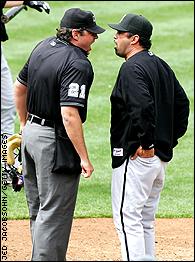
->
xmin=60 ymin=8 xmax=105 ymax=34
xmin=108 ymin=13 xmax=153 ymax=39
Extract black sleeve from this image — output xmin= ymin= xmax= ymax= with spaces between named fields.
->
xmin=17 ymin=40 xmax=43 ymax=86
xmin=121 ymin=63 xmax=155 ymax=149
xmin=60 ymin=59 xmax=93 ymax=108
xmin=17 ymin=60 xmax=29 ymax=86
xmin=0 ymin=1 xmax=6 ymax=8
xmin=173 ymin=74 xmax=190 ymax=146
xmin=0 ymin=1 xmax=8 ymax=41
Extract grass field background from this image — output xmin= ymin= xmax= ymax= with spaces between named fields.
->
xmin=2 ymin=1 xmax=194 ymax=219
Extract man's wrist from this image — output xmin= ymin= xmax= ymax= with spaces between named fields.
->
xmin=140 ymin=147 xmax=155 ymax=157
xmin=141 ymin=144 xmax=154 ymax=150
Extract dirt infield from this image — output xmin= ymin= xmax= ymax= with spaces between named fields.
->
xmin=5 ymin=218 xmax=194 ymax=261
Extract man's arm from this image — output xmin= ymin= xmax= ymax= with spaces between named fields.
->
xmin=4 ymin=1 xmax=24 ymax=8
xmin=173 ymin=76 xmax=190 ymax=143
xmin=61 ymin=106 xmax=94 ymax=178
xmin=14 ymin=79 xmax=28 ymax=132
xmin=4 ymin=1 xmax=50 ymax=14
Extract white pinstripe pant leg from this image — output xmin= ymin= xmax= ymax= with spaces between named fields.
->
xmin=111 ymin=156 xmax=167 ymax=261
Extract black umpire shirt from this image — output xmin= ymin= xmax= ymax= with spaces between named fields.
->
xmin=110 ymin=50 xmax=189 ymax=168
xmin=17 ymin=36 xmax=94 ymax=125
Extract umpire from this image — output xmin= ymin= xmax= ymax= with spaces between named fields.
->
xmin=14 ymin=8 xmax=105 ymax=261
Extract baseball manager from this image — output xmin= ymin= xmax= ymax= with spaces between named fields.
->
xmin=108 ymin=13 xmax=189 ymax=261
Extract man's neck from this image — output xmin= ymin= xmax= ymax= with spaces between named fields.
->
xmin=126 ymin=46 xmax=145 ymax=61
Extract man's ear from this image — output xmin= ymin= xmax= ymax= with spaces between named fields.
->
xmin=71 ymin=29 xmax=80 ymax=41
xmin=131 ymin=34 xmax=140 ymax=44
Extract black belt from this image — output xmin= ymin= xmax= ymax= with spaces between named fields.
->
xmin=28 ymin=114 xmax=54 ymax=128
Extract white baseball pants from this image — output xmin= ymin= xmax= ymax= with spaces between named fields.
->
xmin=1 ymin=46 xmax=15 ymax=136
xmin=112 ymin=155 xmax=167 ymax=261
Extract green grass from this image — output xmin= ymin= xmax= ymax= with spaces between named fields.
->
xmin=2 ymin=1 xmax=194 ymax=219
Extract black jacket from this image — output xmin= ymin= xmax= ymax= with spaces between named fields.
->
xmin=110 ymin=50 xmax=189 ymax=168
xmin=0 ymin=1 xmax=8 ymax=42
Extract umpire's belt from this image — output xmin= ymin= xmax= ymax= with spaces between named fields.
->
xmin=28 ymin=114 xmax=54 ymax=128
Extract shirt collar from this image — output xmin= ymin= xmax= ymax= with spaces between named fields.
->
xmin=56 ymin=37 xmax=88 ymax=56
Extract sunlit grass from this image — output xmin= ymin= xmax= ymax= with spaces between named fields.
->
xmin=3 ymin=1 xmax=193 ymax=219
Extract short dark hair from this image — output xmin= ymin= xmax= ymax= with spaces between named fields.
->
xmin=127 ymin=32 xmax=152 ymax=50
xmin=139 ymin=36 xmax=152 ymax=50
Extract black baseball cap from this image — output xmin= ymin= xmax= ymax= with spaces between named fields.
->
xmin=108 ymin=13 xmax=153 ymax=39
xmin=60 ymin=8 xmax=105 ymax=34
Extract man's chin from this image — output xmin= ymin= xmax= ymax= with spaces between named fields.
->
xmin=87 ymin=47 xmax=92 ymax=55
xmin=114 ymin=47 xmax=124 ymax=58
